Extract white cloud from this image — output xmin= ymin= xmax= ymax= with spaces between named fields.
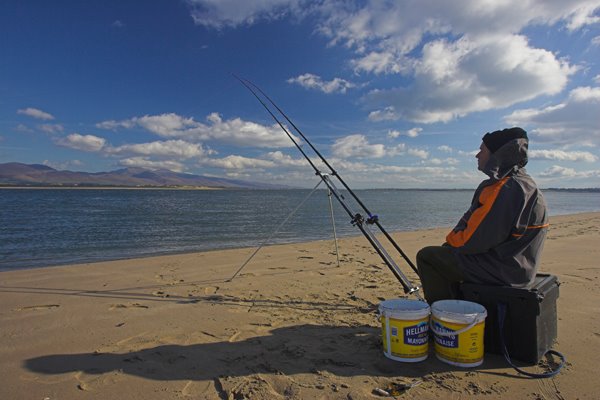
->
xmin=594 ymin=74 xmax=600 ymax=84
xmin=330 ymin=133 xmax=431 ymax=160
xmin=186 ymin=0 xmax=303 ymax=29
xmin=57 ymin=133 xmax=106 ymax=152
xmin=203 ymin=113 xmax=296 ymax=147
xmin=565 ymin=3 xmax=600 ymax=30
xmin=351 ymin=51 xmax=414 ymax=75
xmin=95 ymin=119 xmax=136 ymax=130
xmin=530 ymin=149 xmax=598 ymax=162
xmin=38 ymin=124 xmax=64 ymax=134
xmin=505 ymin=86 xmax=600 ymax=146
xmin=42 ymin=159 xmax=83 ymax=170
xmin=365 ymin=34 xmax=575 ymax=123
xmin=538 ymin=165 xmax=600 ymax=178
xmin=425 ymin=157 xmax=460 ymax=166
xmin=287 ymin=73 xmax=357 ymax=94
xmin=539 ymin=165 xmax=576 ymax=178
xmin=388 ymin=128 xmax=422 ymax=138
xmin=408 ymin=148 xmax=429 ymax=159
xmin=218 ymin=152 xmax=476 ymax=188
xmin=458 ymin=149 xmax=478 ymax=157
xmin=97 ymin=112 xmax=296 ymax=148
xmin=331 ymin=134 xmax=386 ymax=158
xmin=17 ymin=107 xmax=55 ymax=120
xmin=330 ymin=1 xmax=594 ymax=123
xmin=264 ymin=151 xmax=309 ymax=167
xmin=135 ymin=113 xmax=199 ymax=137
xmin=200 ymin=155 xmax=276 ymax=170
xmin=407 ymin=128 xmax=422 ymax=138
xmin=438 ymin=145 xmax=453 ymax=153
xmin=368 ymin=106 xmax=398 ymax=122
xmin=108 ymin=140 xmax=214 ymax=159
xmin=354 ymin=163 xmax=462 ymax=185
xmin=316 ymin=1 xmax=600 ymax=54
xmin=388 ymin=129 xmax=401 ymax=138
xmin=118 ymin=157 xmax=185 ymax=172
xmin=187 ymin=1 xmax=597 ymax=124
xmin=340 ymin=161 xmax=482 ymax=187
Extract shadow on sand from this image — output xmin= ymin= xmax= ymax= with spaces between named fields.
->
xmin=25 ymin=324 xmax=517 ymax=382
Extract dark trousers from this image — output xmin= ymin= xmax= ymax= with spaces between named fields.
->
xmin=416 ymin=245 xmax=466 ymax=304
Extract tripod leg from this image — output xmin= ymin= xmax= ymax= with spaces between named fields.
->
xmin=328 ymin=188 xmax=341 ymax=268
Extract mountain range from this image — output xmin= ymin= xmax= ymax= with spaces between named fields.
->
xmin=0 ymin=163 xmax=286 ymax=189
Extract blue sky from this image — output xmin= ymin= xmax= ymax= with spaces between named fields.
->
xmin=1 ymin=0 xmax=599 ymax=188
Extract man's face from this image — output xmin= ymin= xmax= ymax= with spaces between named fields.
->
xmin=476 ymin=142 xmax=491 ymax=171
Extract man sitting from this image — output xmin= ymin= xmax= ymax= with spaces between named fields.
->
xmin=417 ymin=127 xmax=548 ymax=304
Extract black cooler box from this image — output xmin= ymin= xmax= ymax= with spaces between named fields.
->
xmin=460 ymin=274 xmax=559 ymax=364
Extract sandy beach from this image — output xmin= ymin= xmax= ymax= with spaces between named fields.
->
xmin=1 ymin=212 xmax=599 ymax=399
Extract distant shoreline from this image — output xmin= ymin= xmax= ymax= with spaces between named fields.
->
xmin=0 ymin=185 xmax=225 ymax=190
xmin=0 ymin=185 xmax=598 ymax=192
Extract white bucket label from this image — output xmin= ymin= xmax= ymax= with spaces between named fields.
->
xmin=404 ymin=322 xmax=429 ymax=346
xmin=432 ymin=321 xmax=458 ymax=348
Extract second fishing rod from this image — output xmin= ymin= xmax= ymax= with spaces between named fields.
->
xmin=236 ymin=75 xmax=422 ymax=296
xmin=241 ymin=78 xmax=420 ymax=277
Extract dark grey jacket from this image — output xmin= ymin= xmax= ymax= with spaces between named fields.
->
xmin=446 ymin=138 xmax=548 ymax=287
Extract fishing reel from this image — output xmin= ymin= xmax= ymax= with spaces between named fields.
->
xmin=351 ymin=213 xmax=364 ymax=226
xmin=366 ymin=214 xmax=379 ymax=224
xmin=351 ymin=213 xmax=379 ymax=226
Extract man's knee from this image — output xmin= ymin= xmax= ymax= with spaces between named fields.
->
xmin=417 ymin=245 xmax=446 ymax=265
xmin=417 ymin=246 xmax=443 ymax=278
xmin=417 ymin=245 xmax=462 ymax=278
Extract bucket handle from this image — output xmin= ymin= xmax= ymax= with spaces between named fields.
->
xmin=430 ymin=315 xmax=481 ymax=337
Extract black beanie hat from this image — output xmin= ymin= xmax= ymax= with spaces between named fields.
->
xmin=482 ymin=127 xmax=527 ymax=154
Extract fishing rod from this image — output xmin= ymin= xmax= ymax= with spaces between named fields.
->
xmin=236 ymin=75 xmax=421 ymax=297
xmin=242 ymin=78 xmax=420 ymax=277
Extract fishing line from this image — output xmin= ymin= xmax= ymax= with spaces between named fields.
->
xmin=226 ymin=180 xmax=323 ymax=282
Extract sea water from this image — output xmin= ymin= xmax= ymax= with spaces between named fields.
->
xmin=0 ymin=188 xmax=598 ymax=271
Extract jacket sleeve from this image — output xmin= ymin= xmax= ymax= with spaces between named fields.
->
xmin=446 ymin=178 xmax=524 ymax=255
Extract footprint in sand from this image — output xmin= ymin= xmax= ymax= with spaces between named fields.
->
xmin=227 ymin=330 xmax=242 ymax=342
xmin=77 ymin=382 xmax=92 ymax=392
xmin=109 ymin=303 xmax=149 ymax=310
xmin=74 ymin=370 xmax=124 ymax=391
xmin=15 ymin=304 xmax=60 ymax=311
xmin=204 ymin=286 xmax=219 ymax=295
xmin=155 ymin=273 xmax=184 ymax=286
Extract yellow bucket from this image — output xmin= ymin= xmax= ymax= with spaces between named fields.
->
xmin=378 ymin=299 xmax=430 ymax=362
xmin=431 ymin=300 xmax=487 ymax=367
